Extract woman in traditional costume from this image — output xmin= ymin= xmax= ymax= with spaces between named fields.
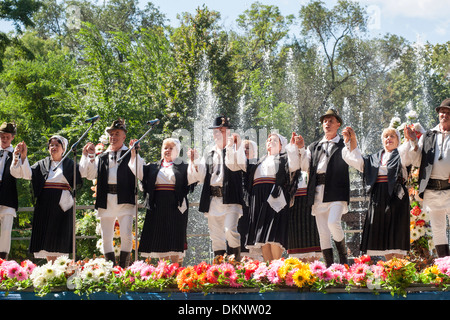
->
xmin=226 ymin=132 xmax=302 ymax=262
xmin=342 ymin=126 xmax=411 ymax=259
xmin=11 ymin=136 xmax=82 ymax=261
xmin=129 ymin=138 xmax=198 ymax=264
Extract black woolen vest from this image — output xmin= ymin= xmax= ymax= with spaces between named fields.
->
xmin=95 ymin=150 xmax=136 ymax=209
xmin=0 ymin=151 xmax=18 ymax=210
xmin=306 ymin=137 xmax=350 ymax=206
xmin=198 ymin=148 xmax=244 ymax=213
xmin=141 ymin=160 xmax=193 ymax=210
xmin=30 ymin=157 xmax=82 ymax=205
xmin=418 ymin=130 xmax=438 ymax=199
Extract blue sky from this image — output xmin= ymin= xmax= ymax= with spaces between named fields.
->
xmin=1 ymin=0 xmax=449 ymax=44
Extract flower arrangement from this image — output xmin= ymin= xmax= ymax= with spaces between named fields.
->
xmin=1 ymin=255 xmax=450 ymax=298
xmin=420 ymin=256 xmax=450 ymax=288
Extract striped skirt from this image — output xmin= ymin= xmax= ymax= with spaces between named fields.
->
xmin=139 ymin=185 xmax=188 ymax=259
xmin=287 ymin=188 xmax=321 ymax=256
xmin=360 ymin=176 xmax=410 ymax=255
xmin=30 ymin=183 xmax=73 ymax=257
xmin=246 ymin=178 xmax=288 ymax=250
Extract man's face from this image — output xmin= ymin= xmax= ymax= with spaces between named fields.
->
xmin=0 ymin=132 xmax=14 ymax=149
xmin=108 ymin=129 xmax=126 ymax=150
xmin=322 ymin=116 xmax=341 ymax=137
xmin=439 ymin=108 xmax=450 ymax=127
xmin=213 ymin=127 xmax=228 ymax=148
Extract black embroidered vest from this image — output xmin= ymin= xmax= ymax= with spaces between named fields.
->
xmin=95 ymin=150 xmax=135 ymax=209
xmin=0 ymin=151 xmax=18 ymax=210
xmin=198 ymin=148 xmax=244 ymax=213
xmin=306 ymin=137 xmax=350 ymax=206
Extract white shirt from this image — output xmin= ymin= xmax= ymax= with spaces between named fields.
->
xmin=79 ymin=144 xmax=139 ymax=218
xmin=299 ymin=135 xmax=341 ymax=174
xmin=342 ymin=141 xmax=412 ymax=179
xmin=409 ymin=125 xmax=450 ymax=180
xmin=10 ymin=155 xmax=74 ymax=212
xmin=128 ymin=155 xmax=199 ymax=186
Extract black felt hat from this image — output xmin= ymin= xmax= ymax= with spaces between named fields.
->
xmin=106 ymin=118 xmax=127 ymax=134
xmin=208 ymin=115 xmax=233 ymax=129
xmin=0 ymin=122 xmax=17 ymax=135
xmin=436 ymin=98 xmax=450 ymax=113
xmin=319 ymin=108 xmax=343 ymax=125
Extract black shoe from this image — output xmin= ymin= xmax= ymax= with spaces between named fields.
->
xmin=119 ymin=251 xmax=131 ymax=268
xmin=228 ymin=247 xmax=241 ymax=262
xmin=435 ymin=244 xmax=450 ymax=257
xmin=322 ymin=248 xmax=334 ymax=267
xmin=104 ymin=252 xmax=116 ymax=265
xmin=334 ymin=240 xmax=349 ymax=265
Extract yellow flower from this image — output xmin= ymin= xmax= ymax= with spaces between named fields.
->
xmin=292 ymin=268 xmax=313 ymax=288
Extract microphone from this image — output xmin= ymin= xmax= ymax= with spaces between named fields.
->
xmin=147 ymin=119 xmax=160 ymax=126
xmin=85 ymin=115 xmax=100 ymax=123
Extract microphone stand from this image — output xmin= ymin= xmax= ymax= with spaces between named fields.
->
xmin=117 ymin=121 xmax=159 ymax=262
xmin=54 ymin=120 xmax=98 ymax=262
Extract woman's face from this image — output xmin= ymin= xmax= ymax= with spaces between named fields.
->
xmin=48 ymin=138 xmax=64 ymax=160
xmin=162 ymin=142 xmax=176 ymax=162
xmin=383 ymin=131 xmax=399 ymax=152
xmin=266 ymin=134 xmax=281 ymax=155
xmin=244 ymin=142 xmax=256 ymax=159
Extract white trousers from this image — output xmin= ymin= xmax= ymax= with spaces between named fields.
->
xmin=0 ymin=214 xmax=14 ymax=253
xmin=423 ymin=189 xmax=450 ymax=246
xmin=206 ymin=197 xmax=242 ymax=252
xmin=100 ymin=215 xmax=134 ymax=254
xmin=313 ymin=201 xmax=347 ymax=250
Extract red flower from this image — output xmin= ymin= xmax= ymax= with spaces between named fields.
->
xmin=354 ymin=255 xmax=371 ymax=264
xmin=415 ymin=219 xmax=426 ymax=227
xmin=411 ymin=205 xmax=421 ymax=216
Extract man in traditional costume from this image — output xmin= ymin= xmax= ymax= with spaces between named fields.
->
xmin=81 ymin=119 xmax=140 ymax=267
xmin=0 ymin=122 xmax=20 ymax=259
xmin=297 ymin=109 xmax=350 ymax=266
xmin=190 ymin=116 xmax=245 ymax=260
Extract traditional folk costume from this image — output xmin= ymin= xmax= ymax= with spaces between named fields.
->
xmin=193 ymin=116 xmax=244 ymax=259
xmin=11 ymin=135 xmax=82 ymax=259
xmin=299 ymin=109 xmax=350 ymax=266
xmin=238 ymin=140 xmax=260 ymax=259
xmin=410 ymin=98 xmax=450 ymax=257
xmin=80 ymin=119 xmax=140 ymax=267
xmin=0 ymin=123 xmax=20 ymax=259
xmin=129 ymin=139 xmax=197 ymax=261
xmin=342 ymin=131 xmax=412 ymax=257
xmin=227 ymin=134 xmax=300 ymax=255
xmin=287 ymin=171 xmax=321 ymax=259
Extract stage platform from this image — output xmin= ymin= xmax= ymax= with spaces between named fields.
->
xmin=2 ymin=287 xmax=450 ymax=300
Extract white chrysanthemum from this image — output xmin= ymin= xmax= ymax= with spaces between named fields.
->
xmin=95 ymin=222 xmax=102 ymax=236
xmin=406 ymin=110 xmax=418 ymax=121
xmin=96 ymin=238 xmax=104 ymax=253
xmin=410 ymin=230 xmax=420 ymax=241
xmin=389 ymin=117 xmax=402 ymax=128
xmin=54 ymin=255 xmax=71 ymax=269
xmin=80 ymin=268 xmax=95 ymax=281
xmin=31 ymin=274 xmax=48 ymax=288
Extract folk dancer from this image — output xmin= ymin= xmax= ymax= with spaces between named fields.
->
xmin=81 ymin=119 xmax=142 ymax=268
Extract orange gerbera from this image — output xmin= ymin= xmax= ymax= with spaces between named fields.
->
xmin=176 ymin=266 xmax=198 ymax=292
